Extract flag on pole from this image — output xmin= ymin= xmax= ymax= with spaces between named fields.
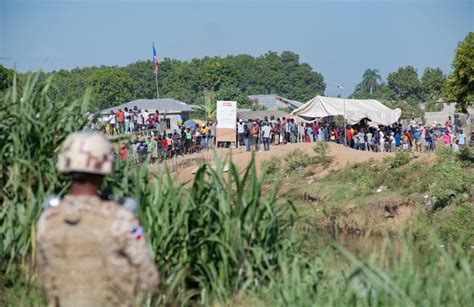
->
xmin=152 ymin=44 xmax=158 ymax=73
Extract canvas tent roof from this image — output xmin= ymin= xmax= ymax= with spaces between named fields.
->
xmin=292 ymin=95 xmax=401 ymax=126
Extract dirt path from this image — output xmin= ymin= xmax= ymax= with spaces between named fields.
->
xmin=151 ymin=142 xmax=397 ymax=183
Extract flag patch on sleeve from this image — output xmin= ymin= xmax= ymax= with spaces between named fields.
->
xmin=131 ymin=226 xmax=143 ymax=240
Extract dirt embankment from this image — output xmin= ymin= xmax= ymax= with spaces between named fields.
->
xmin=154 ymin=142 xmax=395 ymax=183
xmin=151 ymin=142 xmax=438 ymax=236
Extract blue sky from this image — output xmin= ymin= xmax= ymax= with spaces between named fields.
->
xmin=1 ymin=0 xmax=472 ymax=97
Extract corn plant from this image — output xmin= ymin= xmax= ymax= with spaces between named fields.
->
xmin=111 ymin=157 xmax=297 ymax=305
xmin=0 ymin=74 xmax=90 ymax=274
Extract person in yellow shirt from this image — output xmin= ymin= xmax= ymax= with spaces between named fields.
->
xmin=200 ymin=124 xmax=209 ymax=150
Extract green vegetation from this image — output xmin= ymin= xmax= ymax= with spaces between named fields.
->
xmin=8 ymin=51 xmax=325 ymax=111
xmin=280 ymin=147 xmax=473 ymax=247
xmin=1 ymin=72 xmax=473 ymax=306
xmin=0 ymin=74 xmax=91 ymax=273
xmin=351 ymin=32 xmax=472 ymax=115
xmin=262 ymin=143 xmax=332 ymax=176
xmin=444 ymin=32 xmax=473 ymax=113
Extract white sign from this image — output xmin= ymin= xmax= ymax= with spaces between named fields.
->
xmin=216 ymin=101 xmax=237 ymax=129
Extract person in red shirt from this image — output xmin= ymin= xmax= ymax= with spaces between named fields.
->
xmin=119 ymin=142 xmax=128 ymax=161
xmin=346 ymin=127 xmax=352 ymax=147
xmin=153 ymin=110 xmax=160 ymax=128
xmin=146 ymin=115 xmax=154 ymax=132
xmin=116 ymin=109 xmax=125 ymax=134
xmin=161 ymin=135 xmax=168 ymax=158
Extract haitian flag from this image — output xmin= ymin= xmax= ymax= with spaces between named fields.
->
xmin=152 ymin=44 xmax=158 ymax=73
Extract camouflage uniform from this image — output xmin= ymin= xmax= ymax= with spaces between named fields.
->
xmin=36 ymin=132 xmax=158 ymax=306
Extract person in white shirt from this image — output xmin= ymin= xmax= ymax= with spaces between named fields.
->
xmin=237 ymin=120 xmax=245 ymax=147
xmin=366 ymin=131 xmax=373 ymax=151
xmin=378 ymin=129 xmax=385 ymax=152
xmin=141 ymin=110 xmax=149 ymax=130
xmin=108 ymin=111 xmax=117 ymax=135
xmin=261 ymin=122 xmax=272 ymax=151
xmin=124 ymin=107 xmax=130 ymax=134
xmin=389 ymin=132 xmax=396 ymax=152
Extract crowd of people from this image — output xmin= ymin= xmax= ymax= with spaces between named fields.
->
xmin=116 ymin=120 xmax=217 ymax=163
xmin=234 ymin=115 xmax=467 ymax=153
xmin=106 ymin=110 xmax=468 ymax=164
xmin=100 ymin=106 xmax=162 ymax=135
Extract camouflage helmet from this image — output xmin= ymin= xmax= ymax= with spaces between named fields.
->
xmin=57 ymin=131 xmax=113 ymax=175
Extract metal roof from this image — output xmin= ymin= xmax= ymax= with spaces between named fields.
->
xmin=248 ymin=94 xmax=303 ymax=110
xmin=101 ymin=98 xmax=194 ymax=114
xmin=237 ymin=110 xmax=290 ymax=121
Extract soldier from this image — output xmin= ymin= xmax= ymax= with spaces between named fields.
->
xmin=36 ymin=131 xmax=159 ymax=307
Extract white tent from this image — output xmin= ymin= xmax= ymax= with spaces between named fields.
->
xmin=292 ymin=95 xmax=402 ymax=126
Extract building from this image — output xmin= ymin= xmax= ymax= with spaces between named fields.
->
xmin=101 ymin=98 xmax=195 ymax=131
xmin=248 ymin=94 xmax=304 ymax=111
xmin=237 ymin=110 xmax=290 ymax=122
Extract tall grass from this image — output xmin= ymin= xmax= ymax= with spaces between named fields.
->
xmin=109 ymin=158 xmax=298 ymax=305
xmin=0 ymin=74 xmax=90 ymax=274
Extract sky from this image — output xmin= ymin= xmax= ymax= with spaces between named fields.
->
xmin=1 ymin=0 xmax=472 ymax=97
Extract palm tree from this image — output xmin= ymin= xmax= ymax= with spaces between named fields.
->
xmin=361 ymin=69 xmax=382 ymax=96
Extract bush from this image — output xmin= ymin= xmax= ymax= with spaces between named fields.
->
xmin=387 ymin=151 xmax=411 ymax=169
xmin=313 ymin=141 xmax=333 ymax=166
xmin=435 ymin=146 xmax=456 ymax=162
xmin=313 ymin=141 xmax=329 ymax=156
xmin=457 ymin=146 xmax=474 ymax=163
xmin=284 ymin=149 xmax=314 ymax=173
xmin=430 ymin=160 xmax=472 ymax=210
xmin=436 ymin=204 xmax=474 ymax=248
xmin=262 ymin=157 xmax=282 ymax=175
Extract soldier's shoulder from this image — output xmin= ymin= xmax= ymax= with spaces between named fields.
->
xmin=100 ymin=200 xmax=136 ymax=221
xmin=38 ymin=205 xmax=62 ymax=223
xmin=37 ymin=204 xmax=62 ymax=237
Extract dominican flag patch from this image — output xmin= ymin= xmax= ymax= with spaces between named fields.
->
xmin=132 ymin=226 xmax=144 ymax=240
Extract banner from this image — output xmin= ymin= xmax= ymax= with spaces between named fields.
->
xmin=216 ymin=101 xmax=237 ymax=129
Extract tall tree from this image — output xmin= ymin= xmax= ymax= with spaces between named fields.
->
xmin=421 ymin=67 xmax=445 ymax=100
xmin=387 ymin=66 xmax=422 ymax=102
xmin=21 ymin=51 xmax=326 ymax=111
xmin=361 ymin=68 xmax=382 ymax=96
xmin=215 ymin=86 xmax=251 ymax=108
xmin=87 ymin=68 xmax=134 ymax=111
xmin=444 ymin=32 xmax=473 ymax=113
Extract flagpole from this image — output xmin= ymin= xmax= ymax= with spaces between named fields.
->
xmin=153 ymin=43 xmax=160 ymax=99
xmin=155 ymin=71 xmax=159 ymax=99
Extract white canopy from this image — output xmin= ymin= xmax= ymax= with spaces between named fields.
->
xmin=291 ymin=95 xmax=402 ymax=126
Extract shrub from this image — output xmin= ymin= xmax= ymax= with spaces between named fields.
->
xmin=435 ymin=146 xmax=456 ymax=162
xmin=387 ymin=151 xmax=410 ymax=169
xmin=436 ymin=204 xmax=474 ymax=248
xmin=456 ymin=146 xmax=474 ymax=163
xmin=284 ymin=149 xmax=314 ymax=173
xmin=430 ymin=160 xmax=472 ymax=210
xmin=313 ymin=140 xmax=329 ymax=156
xmin=262 ymin=157 xmax=282 ymax=175
xmin=313 ymin=141 xmax=333 ymax=166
